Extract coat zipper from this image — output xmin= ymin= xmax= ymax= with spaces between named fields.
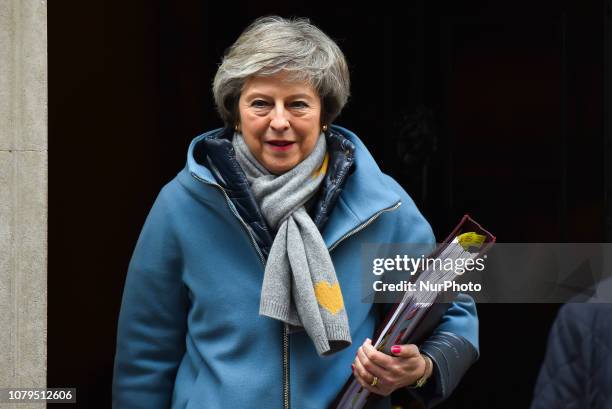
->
xmin=191 ymin=173 xmax=291 ymax=407
xmin=283 ymin=323 xmax=290 ymax=409
xmin=191 ymin=172 xmax=401 ymax=409
xmin=327 ymin=201 xmax=402 ymax=252
xmin=190 ymin=172 xmax=265 ymax=264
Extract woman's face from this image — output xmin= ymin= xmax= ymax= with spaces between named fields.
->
xmin=238 ymin=71 xmax=322 ymax=174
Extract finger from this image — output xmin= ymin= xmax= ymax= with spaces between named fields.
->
xmin=354 ymin=372 xmax=384 ymax=396
xmin=353 ymin=366 xmax=390 ymax=397
xmin=357 ymin=344 xmax=389 ymax=380
xmin=353 ymin=353 xmax=376 ymax=385
xmin=390 ymin=343 xmax=420 ymax=359
xmin=354 ymin=356 xmax=389 ymax=395
xmin=362 ymin=339 xmax=396 ymax=368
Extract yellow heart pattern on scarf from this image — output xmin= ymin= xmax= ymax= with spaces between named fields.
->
xmin=314 ymin=280 xmax=345 ymax=315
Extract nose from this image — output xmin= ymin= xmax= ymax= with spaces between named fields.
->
xmin=269 ymin=103 xmax=290 ymax=132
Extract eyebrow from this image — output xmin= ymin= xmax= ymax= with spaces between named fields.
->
xmin=244 ymin=92 xmax=316 ymax=100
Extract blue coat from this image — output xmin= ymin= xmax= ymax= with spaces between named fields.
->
xmin=112 ymin=125 xmax=479 ymax=409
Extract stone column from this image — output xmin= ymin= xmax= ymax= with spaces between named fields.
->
xmin=0 ymin=0 xmax=47 ymax=408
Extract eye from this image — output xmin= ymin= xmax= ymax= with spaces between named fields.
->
xmin=251 ymin=100 xmax=269 ymax=108
xmin=290 ymin=101 xmax=309 ymax=108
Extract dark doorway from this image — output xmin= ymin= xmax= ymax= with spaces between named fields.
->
xmin=49 ymin=1 xmax=607 ymax=408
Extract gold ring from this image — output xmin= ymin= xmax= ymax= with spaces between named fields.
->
xmin=370 ymin=376 xmax=379 ymax=387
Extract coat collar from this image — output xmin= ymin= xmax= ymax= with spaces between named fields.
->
xmin=185 ymin=125 xmax=402 ymax=252
xmin=320 ymin=125 xmax=402 ymax=248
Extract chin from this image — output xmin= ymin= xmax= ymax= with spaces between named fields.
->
xmin=265 ymin=162 xmax=295 ymax=175
xmin=267 ymin=166 xmax=290 ymax=175
xmin=261 ymin=157 xmax=299 ymax=175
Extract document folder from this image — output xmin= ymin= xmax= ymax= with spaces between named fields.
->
xmin=332 ymin=215 xmax=495 ymax=409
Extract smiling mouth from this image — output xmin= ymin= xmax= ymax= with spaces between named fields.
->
xmin=266 ymin=141 xmax=296 ymax=151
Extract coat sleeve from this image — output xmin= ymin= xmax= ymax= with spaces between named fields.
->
xmin=112 ymin=187 xmax=189 ymax=409
xmin=408 ymin=295 xmax=479 ymax=408
xmin=529 ymin=304 xmax=589 ymax=409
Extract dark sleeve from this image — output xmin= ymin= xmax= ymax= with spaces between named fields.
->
xmin=112 ymin=188 xmax=189 ymax=409
xmin=529 ymin=304 xmax=591 ymax=409
xmin=406 ymin=331 xmax=478 ymax=408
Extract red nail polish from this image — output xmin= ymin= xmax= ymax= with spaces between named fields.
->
xmin=391 ymin=345 xmax=401 ymax=354
xmin=351 ymin=364 xmax=355 ymax=371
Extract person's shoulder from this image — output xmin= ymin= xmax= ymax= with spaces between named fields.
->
xmin=556 ymin=302 xmax=612 ymax=329
xmin=150 ymin=169 xmax=190 ymax=209
xmin=381 ymin=173 xmax=436 ymax=244
xmin=160 ymin=166 xmax=225 ymax=208
xmin=135 ymin=169 xmax=222 ymax=237
xmin=380 ymin=173 xmax=418 ymax=211
xmin=332 ymin=125 xmax=435 ymax=242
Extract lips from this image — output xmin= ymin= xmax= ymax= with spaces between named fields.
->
xmin=266 ymin=140 xmax=295 ymax=151
xmin=267 ymin=140 xmax=294 ymax=146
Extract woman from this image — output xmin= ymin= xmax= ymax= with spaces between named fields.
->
xmin=112 ymin=16 xmax=478 ymax=409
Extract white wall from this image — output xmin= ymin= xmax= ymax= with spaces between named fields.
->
xmin=0 ymin=0 xmax=47 ymax=407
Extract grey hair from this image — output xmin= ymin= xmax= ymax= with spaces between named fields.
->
xmin=212 ymin=16 xmax=350 ymax=127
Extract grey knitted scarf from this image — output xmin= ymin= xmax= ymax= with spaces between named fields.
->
xmin=232 ymin=132 xmax=351 ymax=356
